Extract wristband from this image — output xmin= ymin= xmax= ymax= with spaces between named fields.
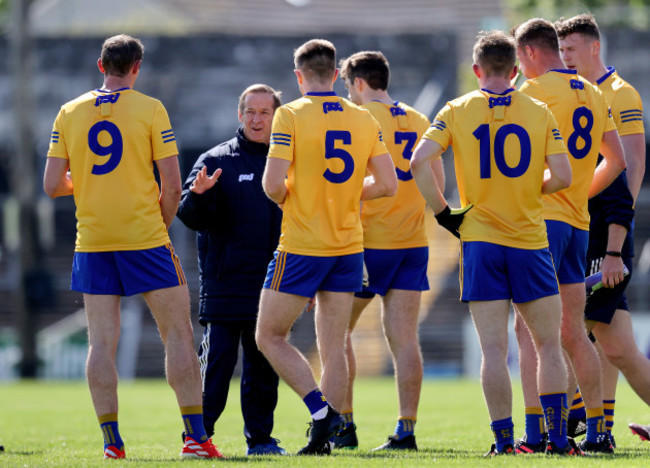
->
xmin=605 ymin=251 xmax=622 ymax=257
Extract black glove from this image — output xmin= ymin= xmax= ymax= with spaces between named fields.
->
xmin=435 ymin=204 xmax=473 ymax=238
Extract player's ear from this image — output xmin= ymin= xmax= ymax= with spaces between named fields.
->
xmin=510 ymin=65 xmax=518 ymax=81
xmin=294 ymin=69 xmax=304 ymax=85
xmin=97 ymin=58 xmax=105 ymax=74
xmin=525 ymin=44 xmax=534 ymax=59
xmin=592 ymin=39 xmax=600 ymax=56
xmin=472 ymin=63 xmax=481 ymax=79
xmin=132 ymin=60 xmax=142 ymax=75
xmin=332 ymin=68 xmax=340 ymax=85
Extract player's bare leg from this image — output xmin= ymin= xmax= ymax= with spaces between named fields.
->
xmin=342 ymin=297 xmax=373 ymax=413
xmin=315 ymin=290 xmax=354 ymax=410
xmin=256 ymin=289 xmax=318 ymax=398
xmin=382 ymin=289 xmax=423 ymax=419
xmin=517 ymin=294 xmax=570 ymax=451
xmin=143 ymin=285 xmax=202 ymax=407
xmin=592 ymin=310 xmax=650 ymax=405
xmin=593 ymin=340 xmax=618 ymax=400
xmin=468 ymin=300 xmax=512 ymax=422
xmin=517 ymin=294 xmax=567 ymax=398
xmin=559 ymin=283 xmax=603 ymax=408
xmin=513 ymin=308 xmax=542 ymax=408
xmin=84 ymin=294 xmax=122 ymax=417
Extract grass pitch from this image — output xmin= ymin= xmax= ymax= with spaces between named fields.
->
xmin=0 ymin=377 xmax=648 ymax=466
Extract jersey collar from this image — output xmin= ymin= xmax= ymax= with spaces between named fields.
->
xmin=305 ymin=91 xmax=337 ymax=97
xmin=596 ymin=66 xmax=616 ymax=85
xmin=95 ymin=87 xmax=131 ymax=93
xmin=480 ymin=87 xmax=515 ymax=96
xmin=549 ymin=68 xmax=577 ymax=75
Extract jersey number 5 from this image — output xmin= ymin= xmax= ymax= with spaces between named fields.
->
xmin=473 ymin=123 xmax=531 ymax=179
xmin=88 ymin=121 xmax=123 ymax=175
xmin=324 ymin=130 xmax=354 ymax=183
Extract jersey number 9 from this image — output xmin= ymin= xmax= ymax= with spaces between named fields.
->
xmin=88 ymin=121 xmax=123 ymax=175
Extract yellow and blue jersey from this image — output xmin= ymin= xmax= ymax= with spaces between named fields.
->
xmin=596 ymin=67 xmax=644 ymax=137
xmin=361 ymin=101 xmax=430 ymax=249
xmin=47 ymin=88 xmax=178 ymax=252
xmin=519 ymin=70 xmax=617 ymax=230
xmin=268 ymin=92 xmax=388 ymax=256
xmin=423 ymin=88 xmax=566 ymax=249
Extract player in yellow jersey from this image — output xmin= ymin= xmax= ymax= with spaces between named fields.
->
xmin=512 ymin=18 xmax=625 ymax=454
xmin=411 ymin=30 xmax=575 ymax=456
xmin=556 ymin=12 xmax=650 ymax=445
xmin=332 ymin=50 xmax=443 ymax=451
xmin=254 ymin=39 xmax=397 ymax=455
xmin=43 ymin=35 xmax=223 ymax=460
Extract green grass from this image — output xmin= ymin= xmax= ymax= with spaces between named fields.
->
xmin=0 ymin=377 xmax=648 ymax=466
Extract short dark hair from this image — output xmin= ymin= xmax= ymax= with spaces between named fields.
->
xmin=238 ymin=84 xmax=282 ymax=114
xmin=339 ymin=51 xmax=390 ymax=91
xmin=472 ymin=30 xmax=517 ymax=78
xmin=293 ymin=39 xmax=337 ymax=83
xmin=555 ymin=13 xmax=600 ymax=41
xmin=100 ymin=34 xmax=144 ymax=77
xmin=513 ymin=18 xmax=559 ymax=52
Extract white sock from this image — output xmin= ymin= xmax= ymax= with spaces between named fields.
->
xmin=312 ymin=406 xmax=328 ymax=421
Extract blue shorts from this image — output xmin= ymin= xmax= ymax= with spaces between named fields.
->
xmin=584 ymin=255 xmax=633 ymax=324
xmin=546 ymin=220 xmax=588 ymax=284
xmin=71 ymin=243 xmax=186 ymax=296
xmin=461 ymin=241 xmax=559 ymax=303
xmin=354 ymin=247 xmax=429 ymax=298
xmin=263 ymin=251 xmax=363 ymax=298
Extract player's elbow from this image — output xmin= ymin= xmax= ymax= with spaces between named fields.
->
xmin=165 ymin=182 xmax=183 ymax=204
xmin=410 ymin=155 xmax=426 ymax=175
xmin=43 ymin=180 xmax=57 ymax=198
xmin=43 ymin=176 xmax=64 ymax=198
xmin=263 ymin=179 xmax=286 ymax=204
xmin=383 ymin=175 xmax=398 ymax=197
xmin=557 ymin=172 xmax=572 ymax=191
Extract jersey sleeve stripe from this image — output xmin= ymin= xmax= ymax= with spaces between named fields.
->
xmin=621 ymin=117 xmax=644 ymax=123
xmin=620 ymin=109 xmax=643 ymax=116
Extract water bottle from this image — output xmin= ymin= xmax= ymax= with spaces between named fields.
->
xmin=585 ymin=264 xmax=630 ymax=295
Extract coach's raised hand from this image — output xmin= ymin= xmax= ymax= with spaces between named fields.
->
xmin=190 ymin=166 xmax=222 ymax=194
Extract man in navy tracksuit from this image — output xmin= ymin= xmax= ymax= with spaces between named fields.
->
xmin=177 ymin=84 xmax=285 ymax=455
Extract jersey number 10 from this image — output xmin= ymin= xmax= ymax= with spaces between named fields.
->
xmin=473 ymin=123 xmax=531 ymax=179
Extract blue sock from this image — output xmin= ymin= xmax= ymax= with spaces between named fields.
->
xmin=524 ymin=407 xmax=545 ymax=444
xmin=99 ymin=413 xmax=124 ymax=450
xmin=394 ymin=418 xmax=416 ymax=439
xmin=586 ymin=407 xmax=607 ymax=444
xmin=490 ymin=417 xmax=514 ymax=452
xmin=604 ymin=400 xmax=615 ymax=437
xmin=303 ymin=389 xmax=328 ymax=419
xmin=181 ymin=406 xmax=209 ymax=443
xmin=540 ymin=393 xmax=568 ymax=449
xmin=342 ymin=411 xmax=354 ymax=429
xmin=568 ymin=388 xmax=586 ymax=420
